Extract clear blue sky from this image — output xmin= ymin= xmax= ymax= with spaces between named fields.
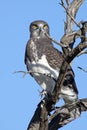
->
xmin=0 ymin=0 xmax=87 ymax=130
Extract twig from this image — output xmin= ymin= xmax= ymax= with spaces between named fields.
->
xmin=13 ymin=70 xmax=30 ymax=77
xmin=44 ymin=31 xmax=68 ymax=47
xmin=61 ymin=30 xmax=81 ymax=46
xmin=49 ymin=98 xmax=87 ymax=130
xmin=77 ymin=50 xmax=87 ymax=57
xmin=13 ymin=70 xmax=56 ymax=80
xmin=78 ymin=66 xmax=87 ymax=73
xmin=66 ymin=0 xmax=70 ymax=6
xmin=60 ymin=0 xmax=81 ymax=28
xmin=48 ymin=100 xmax=79 ymax=122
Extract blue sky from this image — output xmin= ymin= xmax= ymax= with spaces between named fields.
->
xmin=0 ymin=0 xmax=87 ymax=130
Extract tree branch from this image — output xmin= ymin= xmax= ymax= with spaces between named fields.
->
xmin=44 ymin=31 xmax=68 ymax=47
xmin=60 ymin=0 xmax=81 ymax=29
xmin=78 ymin=66 xmax=87 ymax=73
xmin=60 ymin=0 xmax=84 ymax=54
xmin=48 ymin=98 xmax=87 ymax=130
xmin=27 ymin=98 xmax=87 ymax=130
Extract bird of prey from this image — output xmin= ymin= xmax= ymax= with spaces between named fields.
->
xmin=24 ymin=20 xmax=78 ymax=103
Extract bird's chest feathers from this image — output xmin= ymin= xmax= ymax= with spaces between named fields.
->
xmin=30 ymin=39 xmax=39 ymax=62
xmin=29 ymin=38 xmax=49 ymax=62
xmin=28 ymin=39 xmax=59 ymax=79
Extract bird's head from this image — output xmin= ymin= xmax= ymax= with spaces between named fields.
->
xmin=29 ymin=20 xmax=50 ymax=38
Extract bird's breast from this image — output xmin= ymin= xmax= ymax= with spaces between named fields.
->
xmin=27 ymin=54 xmax=59 ymax=80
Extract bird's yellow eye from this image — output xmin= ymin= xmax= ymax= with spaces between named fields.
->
xmin=43 ymin=25 xmax=48 ymax=29
xmin=32 ymin=24 xmax=37 ymax=29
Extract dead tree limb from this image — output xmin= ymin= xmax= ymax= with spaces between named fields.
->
xmin=61 ymin=0 xmax=84 ymax=54
xmin=78 ymin=66 xmax=87 ymax=73
xmin=48 ymin=98 xmax=87 ymax=130
xmin=27 ymin=98 xmax=87 ymax=130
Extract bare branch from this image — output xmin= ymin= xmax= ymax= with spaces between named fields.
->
xmin=49 ymin=98 xmax=87 ymax=130
xmin=27 ymin=98 xmax=87 ymax=130
xmin=61 ymin=20 xmax=87 ymax=54
xmin=39 ymin=100 xmax=48 ymax=130
xmin=78 ymin=66 xmax=87 ymax=73
xmin=77 ymin=50 xmax=87 ymax=57
xmin=66 ymin=0 xmax=84 ymax=33
xmin=60 ymin=0 xmax=81 ymax=29
xmin=13 ymin=70 xmax=30 ymax=77
xmin=60 ymin=0 xmax=84 ymax=55
xmin=44 ymin=31 xmax=68 ymax=47
xmin=13 ymin=70 xmax=58 ymax=81
xmin=66 ymin=0 xmax=70 ymax=6
xmin=61 ymin=30 xmax=81 ymax=46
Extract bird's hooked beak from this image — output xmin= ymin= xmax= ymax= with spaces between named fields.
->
xmin=39 ymin=27 xmax=44 ymax=35
xmin=40 ymin=28 xmax=47 ymax=38
xmin=39 ymin=27 xmax=42 ymax=35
